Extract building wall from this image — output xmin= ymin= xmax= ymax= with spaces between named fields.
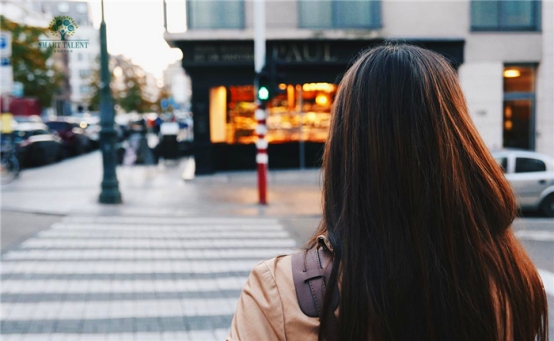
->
xmin=536 ymin=0 xmax=554 ymax=157
xmin=68 ymin=26 xmax=99 ymax=112
xmin=459 ymin=62 xmax=504 ymax=150
xmin=382 ymin=0 xmax=467 ymax=38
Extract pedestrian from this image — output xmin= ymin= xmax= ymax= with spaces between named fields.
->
xmin=227 ymin=44 xmax=548 ymax=341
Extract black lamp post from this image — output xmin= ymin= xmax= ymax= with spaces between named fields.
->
xmin=98 ymin=0 xmax=122 ymax=204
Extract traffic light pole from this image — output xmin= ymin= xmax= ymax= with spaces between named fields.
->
xmin=254 ymin=0 xmax=267 ymax=205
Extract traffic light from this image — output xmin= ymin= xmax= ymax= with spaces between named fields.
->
xmin=256 ymin=66 xmax=272 ymax=103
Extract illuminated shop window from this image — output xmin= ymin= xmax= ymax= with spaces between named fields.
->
xmin=209 ymin=83 xmax=337 ymax=144
xmin=502 ymin=65 xmax=536 ymax=150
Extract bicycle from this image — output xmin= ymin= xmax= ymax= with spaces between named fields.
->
xmin=1 ymin=136 xmax=20 ymax=184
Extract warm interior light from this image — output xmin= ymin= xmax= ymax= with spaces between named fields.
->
xmin=315 ymin=94 xmax=329 ymax=106
xmin=302 ymin=83 xmax=335 ymax=92
xmin=279 ymin=83 xmax=287 ymax=90
xmin=504 ymin=106 xmax=512 ymax=118
xmin=79 ymin=122 xmax=87 ymax=129
xmin=504 ymin=120 xmax=513 ymax=130
xmin=503 ymin=69 xmax=521 ymax=78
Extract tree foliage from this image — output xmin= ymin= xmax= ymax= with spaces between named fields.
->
xmin=1 ymin=15 xmax=64 ymax=108
xmin=87 ymin=55 xmax=155 ymax=114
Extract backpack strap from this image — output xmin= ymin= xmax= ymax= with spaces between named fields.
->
xmin=291 ymin=240 xmax=339 ymax=341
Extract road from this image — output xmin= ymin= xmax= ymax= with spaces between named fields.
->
xmin=1 ymin=152 xmax=552 ymax=339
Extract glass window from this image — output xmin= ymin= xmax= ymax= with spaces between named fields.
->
xmin=299 ymin=0 xmax=381 ymax=29
xmin=57 ymin=2 xmax=69 ymax=13
xmin=211 ymin=83 xmax=337 ymax=144
xmin=495 ymin=157 xmax=508 ymax=172
xmin=79 ymin=69 xmax=92 ymax=78
xmin=32 ymin=130 xmax=50 ymax=136
xmin=76 ymin=3 xmax=87 ymax=14
xmin=504 ymin=66 xmax=535 ymax=93
xmin=80 ymin=85 xmax=91 ymax=94
xmin=188 ymin=0 xmax=244 ymax=29
xmin=471 ymin=0 xmax=540 ymax=31
xmin=515 ymin=158 xmax=546 ymax=173
xmin=503 ymin=99 xmax=532 ymax=150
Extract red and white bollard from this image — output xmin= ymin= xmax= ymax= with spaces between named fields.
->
xmin=255 ymin=106 xmax=268 ymax=205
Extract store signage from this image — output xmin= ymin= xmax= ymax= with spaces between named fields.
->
xmin=192 ymin=44 xmax=253 ymax=63
xmin=273 ymin=43 xmax=337 ymax=63
xmin=187 ymin=42 xmax=338 ymax=65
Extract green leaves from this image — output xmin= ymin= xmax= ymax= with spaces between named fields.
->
xmin=1 ymin=15 xmax=64 ymax=108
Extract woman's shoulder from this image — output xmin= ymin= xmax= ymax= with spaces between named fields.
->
xmin=228 ymin=254 xmax=319 ymax=340
xmin=252 ymin=255 xmax=293 ymax=284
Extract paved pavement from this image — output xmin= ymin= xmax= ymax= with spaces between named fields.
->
xmin=1 ymin=152 xmax=553 ymax=339
xmin=0 ymin=152 xmax=322 ymax=217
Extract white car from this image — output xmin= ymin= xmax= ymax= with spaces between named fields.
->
xmin=492 ymin=149 xmax=554 ymax=217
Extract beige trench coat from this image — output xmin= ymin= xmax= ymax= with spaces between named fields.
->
xmin=226 ymin=254 xmax=321 ymax=341
xmin=227 ymin=236 xmax=336 ymax=341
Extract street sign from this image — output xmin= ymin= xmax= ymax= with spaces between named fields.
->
xmin=12 ymin=82 xmax=23 ymax=98
xmin=0 ymin=31 xmax=13 ymax=95
xmin=161 ymin=98 xmax=168 ymax=110
xmin=0 ymin=31 xmax=12 ymax=57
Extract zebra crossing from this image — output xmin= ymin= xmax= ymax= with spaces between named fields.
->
xmin=0 ymin=216 xmax=298 ymax=341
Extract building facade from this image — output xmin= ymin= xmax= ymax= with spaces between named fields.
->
xmin=34 ymin=1 xmax=100 ymax=114
xmin=164 ymin=0 xmax=553 ymax=174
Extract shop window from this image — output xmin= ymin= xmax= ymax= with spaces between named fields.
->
xmin=210 ymin=83 xmax=337 ymax=145
xmin=187 ymin=0 xmax=244 ymax=29
xmin=515 ymin=158 xmax=546 ymax=173
xmin=471 ymin=0 xmax=540 ymax=31
xmin=504 ymin=66 xmax=535 ymax=93
xmin=299 ymin=0 xmax=381 ymax=29
xmin=502 ymin=65 xmax=536 ymax=150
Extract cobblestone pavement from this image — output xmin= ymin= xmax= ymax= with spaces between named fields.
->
xmin=1 ymin=215 xmax=297 ymax=341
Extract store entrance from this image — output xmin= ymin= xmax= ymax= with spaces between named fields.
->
xmin=502 ymin=65 xmax=536 ymax=150
xmin=503 ymin=99 xmax=532 ymax=150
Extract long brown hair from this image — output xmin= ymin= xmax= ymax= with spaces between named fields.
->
xmin=309 ymin=44 xmax=548 ymax=341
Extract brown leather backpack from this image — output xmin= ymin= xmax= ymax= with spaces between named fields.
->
xmin=291 ymin=237 xmax=340 ymax=341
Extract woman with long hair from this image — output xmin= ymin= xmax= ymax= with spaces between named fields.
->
xmin=227 ymin=44 xmax=548 ymax=341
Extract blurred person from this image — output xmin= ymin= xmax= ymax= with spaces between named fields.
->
xmin=227 ymin=44 xmax=548 ymax=341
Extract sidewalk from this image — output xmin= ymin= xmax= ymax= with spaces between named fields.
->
xmin=0 ymin=151 xmax=323 ymax=218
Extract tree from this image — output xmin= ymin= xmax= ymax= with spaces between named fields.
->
xmin=48 ymin=16 xmax=78 ymax=41
xmin=0 ymin=16 xmax=64 ymax=108
xmin=86 ymin=55 xmax=155 ymax=113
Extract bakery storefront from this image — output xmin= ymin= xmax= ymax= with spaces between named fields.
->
xmin=173 ymin=39 xmax=463 ymax=174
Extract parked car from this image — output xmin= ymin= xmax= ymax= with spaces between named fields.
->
xmin=492 ymin=149 xmax=554 ymax=217
xmin=45 ymin=119 xmax=91 ymax=156
xmin=12 ymin=123 xmax=64 ymax=167
xmin=68 ymin=115 xmax=101 ymax=150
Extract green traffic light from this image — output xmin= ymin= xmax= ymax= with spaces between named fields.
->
xmin=258 ymin=86 xmax=269 ymax=101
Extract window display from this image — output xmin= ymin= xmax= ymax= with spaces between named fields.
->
xmin=213 ymin=83 xmax=336 ymax=145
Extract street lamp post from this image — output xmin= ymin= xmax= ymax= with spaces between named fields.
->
xmin=98 ymin=0 xmax=122 ymax=204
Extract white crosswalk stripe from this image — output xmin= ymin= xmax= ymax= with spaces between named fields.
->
xmin=2 ymin=248 xmax=293 ymax=260
xmin=1 ymin=277 xmax=249 ymax=294
xmin=0 ymin=215 xmax=297 ymax=340
xmin=514 ymin=229 xmax=554 ymax=242
xmin=19 ymin=238 xmax=296 ymax=249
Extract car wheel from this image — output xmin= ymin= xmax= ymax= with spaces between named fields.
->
xmin=539 ymin=193 xmax=554 ymax=218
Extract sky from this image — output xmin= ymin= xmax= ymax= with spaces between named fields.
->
xmin=87 ymin=0 xmax=184 ymax=83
